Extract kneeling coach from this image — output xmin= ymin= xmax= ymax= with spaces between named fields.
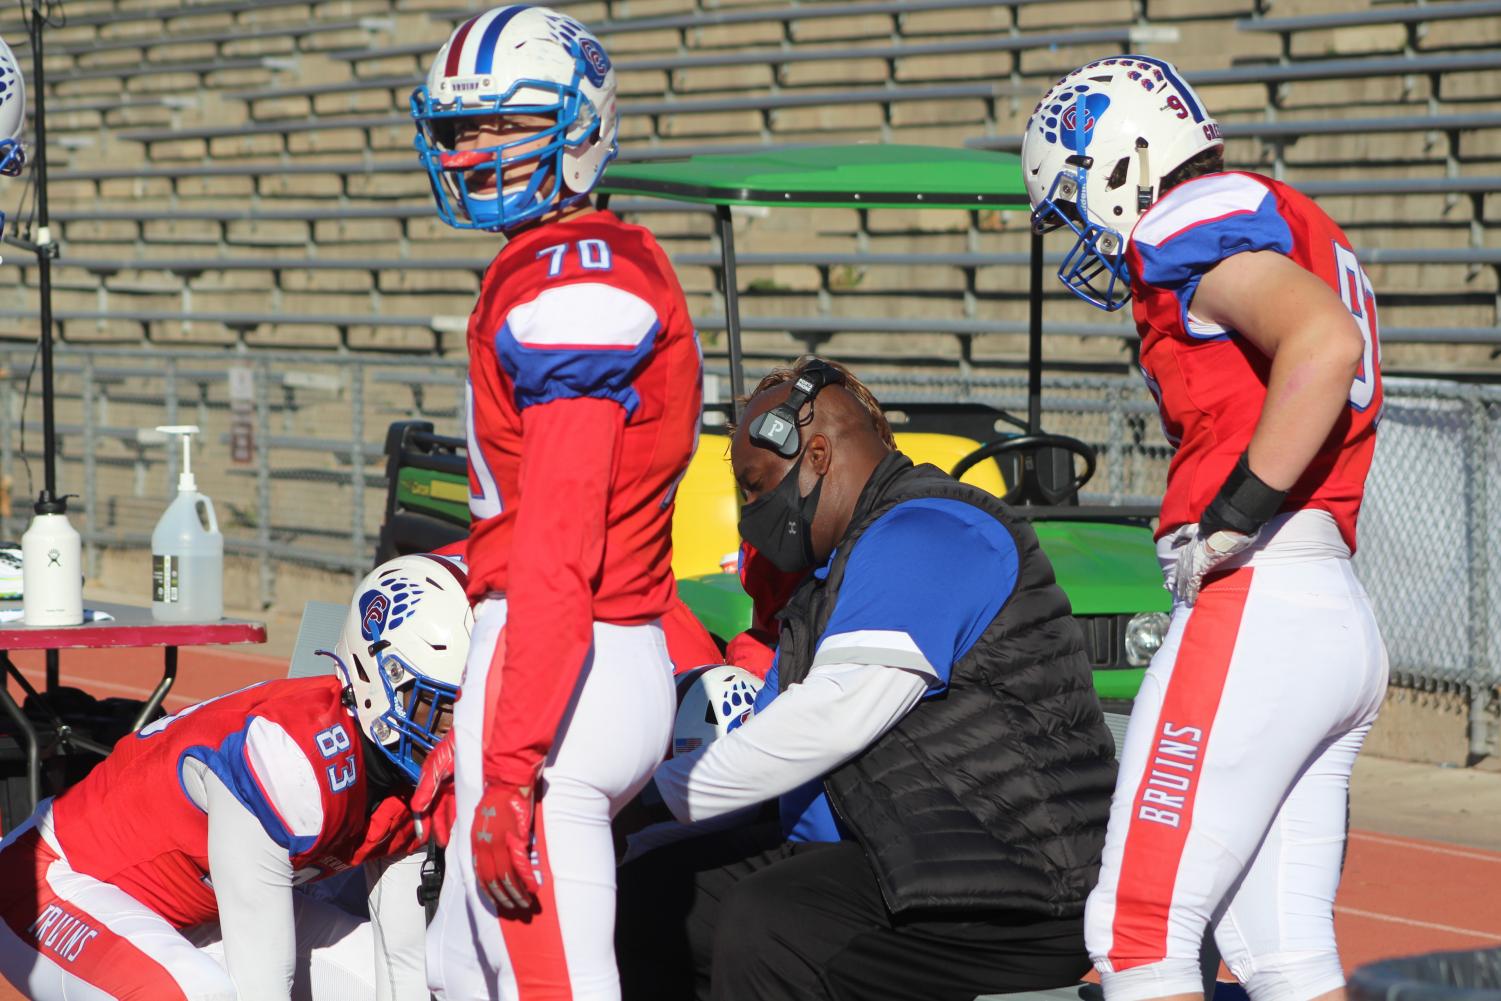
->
xmin=619 ymin=358 xmax=1118 ymax=1001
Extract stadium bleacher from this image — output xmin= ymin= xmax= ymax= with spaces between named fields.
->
xmin=2 ymin=0 xmax=1500 ymax=554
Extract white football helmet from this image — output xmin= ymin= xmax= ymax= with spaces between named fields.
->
xmin=1022 ymin=55 xmax=1222 ymax=311
xmin=326 ymin=553 xmax=473 ymax=782
xmin=410 ymin=5 xmax=619 ymax=233
xmin=0 ymin=35 xmax=27 ymax=241
xmin=671 ymin=665 xmax=763 ymax=757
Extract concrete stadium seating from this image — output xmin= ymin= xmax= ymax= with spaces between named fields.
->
xmin=2 ymin=0 xmax=1499 ymax=374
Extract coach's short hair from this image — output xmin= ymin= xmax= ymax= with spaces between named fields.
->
xmin=740 ymin=356 xmax=896 ymax=450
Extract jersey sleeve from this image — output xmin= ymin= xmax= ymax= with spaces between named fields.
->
xmin=1131 ymin=173 xmax=1295 ymax=339
xmin=482 ymin=396 xmax=623 ymax=785
xmin=181 ymin=716 xmax=326 ymax=856
xmin=494 ymin=280 xmax=660 ymax=418
xmin=813 ymin=499 xmax=1019 ymax=690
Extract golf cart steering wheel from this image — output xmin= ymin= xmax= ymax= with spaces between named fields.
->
xmin=950 ymin=434 xmax=1098 ymax=506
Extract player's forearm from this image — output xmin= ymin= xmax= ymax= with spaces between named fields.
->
xmin=1246 ymin=318 xmax=1363 ymax=491
xmin=655 ymin=662 xmax=927 ymax=823
xmin=204 ymin=771 xmax=297 ymax=1001
xmin=482 ymin=397 xmax=622 ymax=785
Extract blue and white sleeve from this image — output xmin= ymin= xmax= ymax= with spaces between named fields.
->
xmin=181 ymin=716 xmax=325 ymax=856
xmin=495 ymin=283 xmax=661 ymax=417
xmin=814 ymin=498 xmax=1019 ymax=691
xmin=1131 ymin=173 xmax=1295 ymax=338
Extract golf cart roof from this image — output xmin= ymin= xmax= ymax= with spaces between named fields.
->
xmin=599 ymin=144 xmax=1029 ymax=210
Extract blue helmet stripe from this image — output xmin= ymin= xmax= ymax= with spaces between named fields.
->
xmin=1132 ymin=55 xmax=1205 ymax=123
xmin=475 ymin=5 xmax=527 ymax=75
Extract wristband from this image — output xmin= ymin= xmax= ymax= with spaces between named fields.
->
xmin=1199 ymin=452 xmax=1287 ymax=537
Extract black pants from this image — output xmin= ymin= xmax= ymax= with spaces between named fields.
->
xmin=616 ymin=826 xmax=1091 ymax=1001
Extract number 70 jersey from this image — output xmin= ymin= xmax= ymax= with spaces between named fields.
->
xmin=1125 ymin=171 xmax=1383 ymax=552
xmin=462 ymin=209 xmax=703 ymax=616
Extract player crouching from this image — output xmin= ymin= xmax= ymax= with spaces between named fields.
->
xmin=0 ymin=554 xmax=470 ymax=1001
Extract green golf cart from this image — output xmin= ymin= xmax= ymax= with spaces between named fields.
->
xmin=378 ymin=144 xmax=1169 ymax=708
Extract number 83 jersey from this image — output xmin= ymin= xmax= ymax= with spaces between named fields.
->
xmin=49 ymin=677 xmax=385 ymax=929
xmin=1125 ymin=171 xmax=1383 ymax=552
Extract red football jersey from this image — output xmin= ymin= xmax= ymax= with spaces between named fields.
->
xmin=1125 ymin=171 xmax=1382 ymax=551
xmin=463 ymin=209 xmax=701 ymax=616
xmin=461 ymin=209 xmax=701 ymax=783
xmin=50 ymin=678 xmax=405 ymax=928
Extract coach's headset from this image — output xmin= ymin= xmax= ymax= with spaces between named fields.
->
xmin=746 ymin=359 xmax=846 ymax=458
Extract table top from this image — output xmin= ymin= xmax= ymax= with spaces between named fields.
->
xmin=0 ymin=601 xmax=266 ymax=651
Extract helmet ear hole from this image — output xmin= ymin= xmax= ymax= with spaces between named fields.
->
xmin=1105 ymin=156 xmax=1131 ymax=191
xmin=352 ymin=654 xmax=370 ymax=684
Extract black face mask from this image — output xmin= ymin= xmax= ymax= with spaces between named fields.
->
xmin=737 ymin=457 xmax=824 ymax=575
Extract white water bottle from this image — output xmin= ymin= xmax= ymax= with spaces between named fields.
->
xmin=22 ymin=493 xmax=84 ymax=626
xmin=151 ymin=426 xmax=224 ymax=622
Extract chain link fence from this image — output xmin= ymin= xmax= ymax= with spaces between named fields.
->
xmin=1 ymin=345 xmax=1496 ymax=697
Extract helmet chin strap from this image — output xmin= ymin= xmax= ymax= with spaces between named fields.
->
xmin=1135 ymin=137 xmax=1154 ymax=214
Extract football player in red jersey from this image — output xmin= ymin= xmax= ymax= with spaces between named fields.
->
xmin=1023 ymin=57 xmax=1389 ymax=1001
xmin=408 ymin=7 xmax=703 ymax=998
xmin=0 ymin=554 xmax=470 ymax=1000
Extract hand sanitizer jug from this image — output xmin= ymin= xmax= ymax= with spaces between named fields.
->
xmin=151 ymin=426 xmax=224 ymax=622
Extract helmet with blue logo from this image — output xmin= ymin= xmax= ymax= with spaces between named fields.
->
xmin=0 ymin=35 xmax=28 ymax=240
xmin=329 ymin=553 xmax=473 ymax=783
xmin=671 ymin=665 xmax=763 ymax=758
xmin=410 ymin=5 xmax=618 ymax=233
xmin=1022 ymin=55 xmax=1221 ymax=311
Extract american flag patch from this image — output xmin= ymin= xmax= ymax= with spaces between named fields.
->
xmin=674 ymin=737 xmax=703 ymax=754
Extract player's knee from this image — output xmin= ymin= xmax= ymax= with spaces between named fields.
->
xmin=1096 ymin=959 xmax=1204 ymax=1001
xmin=1236 ymin=950 xmax=1345 ymax=1001
xmin=717 ymin=870 xmax=783 ymax=948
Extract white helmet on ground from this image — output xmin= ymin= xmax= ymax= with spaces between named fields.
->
xmin=1022 ymin=55 xmax=1222 ymax=311
xmin=671 ymin=665 xmax=763 ymax=757
xmin=328 ymin=553 xmax=473 ymax=782
xmin=410 ymin=5 xmax=619 ymax=232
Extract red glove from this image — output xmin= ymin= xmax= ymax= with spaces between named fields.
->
xmin=412 ymin=732 xmax=457 ymax=849
xmin=349 ymin=794 xmax=423 ymax=867
xmin=473 ymin=775 xmax=541 ymax=913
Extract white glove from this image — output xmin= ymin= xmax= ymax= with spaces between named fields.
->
xmin=1172 ymin=527 xmax=1257 ymax=606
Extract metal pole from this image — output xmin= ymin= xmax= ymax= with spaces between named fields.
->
xmin=717 ymin=205 xmax=746 ymax=417
xmin=1027 ymin=230 xmax=1044 ymax=435
xmin=29 ymin=0 xmax=60 ymax=505
xmin=350 ymin=359 xmax=367 ymax=568
xmin=256 ymin=359 xmax=273 ymax=609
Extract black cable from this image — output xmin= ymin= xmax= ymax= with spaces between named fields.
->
xmin=15 ymin=337 xmax=39 ymax=503
xmin=19 ymin=0 xmax=66 ymax=31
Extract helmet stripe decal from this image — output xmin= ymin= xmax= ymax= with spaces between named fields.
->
xmin=1130 ymin=55 xmax=1205 ymax=124
xmin=475 ymin=5 xmax=528 ymax=76
xmin=415 ymin=552 xmax=470 ymax=590
xmin=444 ymin=15 xmax=483 ymax=77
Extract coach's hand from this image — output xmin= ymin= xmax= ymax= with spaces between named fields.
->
xmin=473 ymin=779 xmax=541 ymax=913
xmin=412 ymin=732 xmax=456 ymax=848
xmin=1172 ymin=527 xmax=1256 ymax=606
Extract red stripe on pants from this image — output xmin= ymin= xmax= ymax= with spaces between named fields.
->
xmin=1108 ymin=569 xmax=1253 ymax=971
xmin=0 ymin=829 xmax=191 ymax=1000
xmin=495 ymin=802 xmax=575 ymax=1001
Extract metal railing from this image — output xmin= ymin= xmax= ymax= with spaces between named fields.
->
xmin=2 ymin=346 xmax=1496 ymax=707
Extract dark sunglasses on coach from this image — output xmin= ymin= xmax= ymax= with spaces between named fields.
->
xmin=745 ymin=360 xmax=846 ymax=458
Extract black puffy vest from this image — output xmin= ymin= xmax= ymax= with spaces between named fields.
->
xmin=777 ymin=453 xmax=1116 ymax=916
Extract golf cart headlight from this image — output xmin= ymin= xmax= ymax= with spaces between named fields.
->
xmin=1124 ymin=612 xmax=1170 ymax=667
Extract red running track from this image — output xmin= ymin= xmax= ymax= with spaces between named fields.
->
xmin=0 ymin=650 xmax=1497 ymax=1000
